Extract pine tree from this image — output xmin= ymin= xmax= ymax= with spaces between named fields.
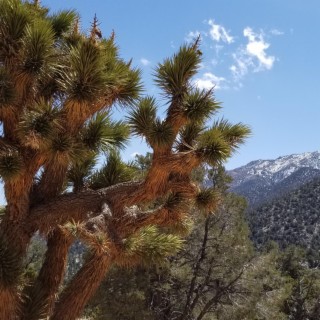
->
xmin=0 ymin=1 xmax=250 ymax=319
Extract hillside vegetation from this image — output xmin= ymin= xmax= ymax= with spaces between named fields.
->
xmin=248 ymin=177 xmax=320 ymax=265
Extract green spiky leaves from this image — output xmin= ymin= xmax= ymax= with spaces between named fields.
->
xmin=82 ymin=111 xmax=129 ymax=152
xmin=120 ymin=226 xmax=184 ymax=267
xmin=64 ymin=40 xmax=107 ymax=103
xmin=0 ymin=0 xmax=30 ymax=63
xmin=112 ymin=62 xmax=142 ymax=107
xmin=196 ymin=129 xmax=231 ymax=165
xmin=148 ymin=119 xmax=174 ymax=149
xmin=128 ymin=97 xmax=174 ymax=149
xmin=195 ymin=120 xmax=251 ymax=165
xmin=49 ymin=10 xmax=77 ymax=37
xmin=128 ymin=97 xmax=157 ymax=138
xmin=0 ymin=148 xmax=23 ymax=181
xmin=64 ymin=221 xmax=109 ymax=253
xmin=21 ymin=19 xmax=55 ymax=76
xmin=211 ymin=119 xmax=251 ymax=152
xmin=90 ymin=151 xmax=136 ymax=189
xmin=18 ymin=101 xmax=61 ymax=149
xmin=183 ymin=88 xmax=220 ymax=124
xmin=0 ymin=67 xmax=16 ymax=107
xmin=177 ymin=123 xmax=204 ymax=152
xmin=165 ymin=192 xmax=186 ymax=211
xmin=195 ymin=188 xmax=220 ymax=212
xmin=155 ymin=42 xmax=202 ymax=97
xmin=68 ymin=154 xmax=97 ymax=192
xmin=47 ymin=134 xmax=85 ymax=166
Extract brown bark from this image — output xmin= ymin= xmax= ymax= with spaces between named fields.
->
xmin=22 ymin=228 xmax=73 ymax=320
xmin=27 ymin=182 xmax=139 ymax=233
xmin=27 ymin=152 xmax=200 ymax=234
xmin=51 ymin=253 xmax=112 ymax=320
xmin=0 ymin=182 xmax=33 ymax=320
xmin=0 ymin=287 xmax=20 ymax=320
xmin=32 ymin=162 xmax=68 ymax=203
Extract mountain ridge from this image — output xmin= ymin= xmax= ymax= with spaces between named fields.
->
xmin=228 ymin=151 xmax=320 ymax=206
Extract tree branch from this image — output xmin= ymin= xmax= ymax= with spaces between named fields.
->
xmin=51 ymin=252 xmax=112 ymax=320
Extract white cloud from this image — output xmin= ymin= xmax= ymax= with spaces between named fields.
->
xmin=230 ymin=27 xmax=275 ymax=81
xmin=208 ymin=19 xmax=233 ymax=44
xmin=243 ymin=27 xmax=275 ymax=70
xmin=194 ymin=72 xmax=226 ymax=90
xmin=211 ymin=59 xmax=218 ymax=66
xmin=140 ymin=58 xmax=151 ymax=66
xmin=185 ymin=30 xmax=201 ymax=43
xmin=270 ymin=28 xmax=284 ymax=36
xmin=187 ymin=20 xmax=279 ymax=89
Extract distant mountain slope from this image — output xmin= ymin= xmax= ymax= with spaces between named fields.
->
xmin=229 ymin=151 xmax=320 ymax=206
xmin=248 ymin=177 xmax=320 ymax=259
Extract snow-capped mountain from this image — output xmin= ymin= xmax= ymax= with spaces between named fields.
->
xmin=229 ymin=151 xmax=320 ymax=206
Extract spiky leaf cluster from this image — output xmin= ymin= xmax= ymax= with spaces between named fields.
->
xmin=127 ymin=96 xmax=156 ymax=138
xmin=63 ymin=40 xmax=107 ymax=103
xmin=0 ymin=148 xmax=23 ymax=180
xmin=120 ymin=226 xmax=184 ymax=267
xmin=21 ymin=19 xmax=55 ymax=77
xmin=64 ymin=221 xmax=109 ymax=253
xmin=183 ymin=88 xmax=220 ymax=123
xmin=155 ymin=44 xmax=201 ymax=97
xmin=67 ymin=154 xmax=97 ymax=191
xmin=47 ymin=134 xmax=86 ymax=166
xmin=194 ymin=120 xmax=250 ymax=166
xmin=0 ymin=67 xmax=16 ymax=107
xmin=195 ymin=188 xmax=220 ymax=212
xmin=211 ymin=119 xmax=251 ymax=152
xmin=49 ymin=10 xmax=77 ymax=37
xmin=81 ymin=111 xmax=129 ymax=152
xmin=90 ymin=152 xmax=137 ymax=189
xmin=18 ymin=102 xmax=61 ymax=149
xmin=0 ymin=0 xmax=30 ymax=65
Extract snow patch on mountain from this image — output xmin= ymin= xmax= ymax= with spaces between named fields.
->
xmin=230 ymin=151 xmax=320 ymax=187
xmin=228 ymin=151 xmax=320 ymax=206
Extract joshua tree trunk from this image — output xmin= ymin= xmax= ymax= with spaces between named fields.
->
xmin=52 ymin=254 xmax=112 ymax=320
xmin=22 ymin=228 xmax=73 ymax=319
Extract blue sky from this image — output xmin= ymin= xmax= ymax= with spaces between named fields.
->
xmin=42 ymin=0 xmax=320 ymax=169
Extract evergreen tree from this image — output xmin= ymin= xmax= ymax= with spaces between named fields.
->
xmin=0 ymin=1 xmax=250 ymax=319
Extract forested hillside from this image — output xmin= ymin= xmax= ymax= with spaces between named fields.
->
xmin=248 ymin=177 xmax=320 ymax=265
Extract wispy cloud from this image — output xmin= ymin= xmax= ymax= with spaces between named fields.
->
xmin=140 ymin=58 xmax=151 ymax=66
xmin=230 ymin=27 xmax=275 ymax=81
xmin=270 ymin=28 xmax=284 ymax=36
xmin=187 ymin=20 xmax=280 ymax=89
xmin=185 ymin=30 xmax=201 ymax=43
xmin=194 ymin=72 xmax=226 ymax=90
xmin=244 ymin=27 xmax=275 ymax=70
xmin=208 ymin=19 xmax=233 ymax=44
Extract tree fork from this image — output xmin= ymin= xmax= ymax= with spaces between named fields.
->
xmin=22 ymin=228 xmax=73 ymax=320
xmin=51 ymin=253 xmax=112 ymax=320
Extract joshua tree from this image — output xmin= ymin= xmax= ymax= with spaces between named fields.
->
xmin=0 ymin=0 xmax=250 ymax=319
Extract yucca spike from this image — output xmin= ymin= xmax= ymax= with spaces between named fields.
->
xmin=110 ymin=29 xmax=115 ymax=42
xmin=192 ymin=33 xmax=201 ymax=50
xmin=90 ymin=14 xmax=102 ymax=41
xmin=73 ymin=17 xmax=80 ymax=35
